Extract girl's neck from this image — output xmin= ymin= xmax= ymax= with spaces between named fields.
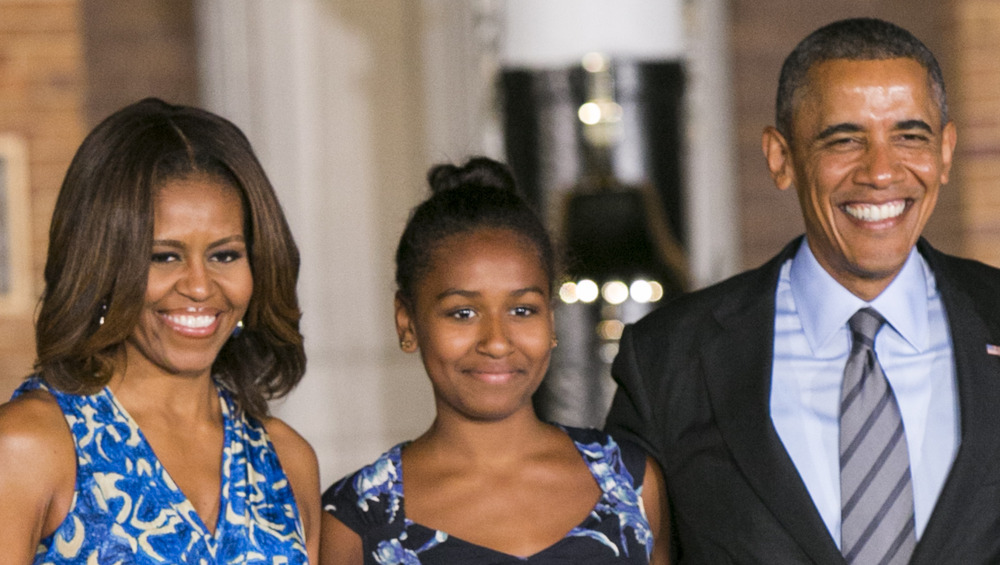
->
xmin=412 ymin=405 xmax=561 ymax=465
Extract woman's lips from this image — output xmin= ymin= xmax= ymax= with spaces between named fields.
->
xmin=159 ymin=310 xmax=221 ymax=337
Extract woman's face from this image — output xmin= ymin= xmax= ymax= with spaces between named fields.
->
xmin=396 ymin=227 xmax=555 ymax=422
xmin=124 ymin=175 xmax=253 ymax=380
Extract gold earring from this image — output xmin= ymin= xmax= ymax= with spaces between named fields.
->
xmin=551 ymin=335 xmax=559 ymax=348
xmin=400 ymin=339 xmax=414 ymax=350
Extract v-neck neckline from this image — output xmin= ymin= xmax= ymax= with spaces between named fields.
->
xmin=390 ymin=430 xmax=611 ymax=561
xmin=101 ymin=383 xmax=232 ymax=541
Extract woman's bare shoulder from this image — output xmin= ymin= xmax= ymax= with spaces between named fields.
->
xmin=263 ymin=416 xmax=319 ymax=469
xmin=263 ymin=416 xmax=321 ymax=560
xmin=0 ymin=388 xmax=77 ymax=557
xmin=0 ymin=389 xmax=73 ymax=456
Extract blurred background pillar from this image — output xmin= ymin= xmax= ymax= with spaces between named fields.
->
xmin=494 ymin=0 xmax=738 ymax=426
xmin=195 ymin=0 xmax=435 ymax=481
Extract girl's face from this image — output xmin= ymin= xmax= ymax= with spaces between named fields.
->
xmin=125 ymin=175 xmax=253 ymax=380
xmin=396 ymin=227 xmax=555 ymax=422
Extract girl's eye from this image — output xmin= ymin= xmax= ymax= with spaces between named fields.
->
xmin=151 ymin=252 xmax=178 ymax=263
xmin=512 ymin=305 xmax=538 ymax=317
xmin=450 ymin=308 xmax=476 ymax=320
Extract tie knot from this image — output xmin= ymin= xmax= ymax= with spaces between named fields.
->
xmin=849 ymin=307 xmax=885 ymax=343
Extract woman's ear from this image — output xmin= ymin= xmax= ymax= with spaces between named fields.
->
xmin=394 ymin=293 xmax=418 ymax=353
xmin=762 ymin=126 xmax=796 ymax=191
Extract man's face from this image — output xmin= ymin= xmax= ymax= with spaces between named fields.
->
xmin=763 ymin=58 xmax=956 ymax=300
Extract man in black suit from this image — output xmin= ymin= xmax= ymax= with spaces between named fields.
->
xmin=606 ymin=18 xmax=1000 ymax=564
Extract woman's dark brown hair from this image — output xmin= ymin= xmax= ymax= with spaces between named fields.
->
xmin=34 ymin=97 xmax=304 ymax=418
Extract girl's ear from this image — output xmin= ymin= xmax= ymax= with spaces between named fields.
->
xmin=394 ymin=292 xmax=418 ymax=352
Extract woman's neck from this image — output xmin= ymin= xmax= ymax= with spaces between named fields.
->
xmin=106 ymin=359 xmax=220 ymax=424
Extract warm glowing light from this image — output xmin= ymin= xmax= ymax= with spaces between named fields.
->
xmin=602 ymin=281 xmax=629 ymax=305
xmin=578 ymin=102 xmax=602 ymax=125
xmin=582 ymin=52 xmax=609 ymax=73
xmin=630 ymin=280 xmax=653 ymax=303
xmin=599 ymin=342 xmax=620 ymax=364
xmin=597 ymin=319 xmax=625 ymax=341
xmin=558 ymin=282 xmax=579 ymax=304
xmin=649 ymin=281 xmax=664 ymax=302
xmin=577 ymin=279 xmax=599 ymax=303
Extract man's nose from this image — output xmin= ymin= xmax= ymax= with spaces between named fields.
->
xmin=854 ymin=141 xmax=904 ymax=189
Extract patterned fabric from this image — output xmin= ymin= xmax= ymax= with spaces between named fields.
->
xmin=839 ymin=308 xmax=915 ymax=564
xmin=13 ymin=376 xmax=308 ymax=565
xmin=323 ymin=426 xmax=652 ymax=564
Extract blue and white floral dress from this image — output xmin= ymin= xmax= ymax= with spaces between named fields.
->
xmin=322 ymin=426 xmax=653 ymax=564
xmin=13 ymin=376 xmax=309 ymax=565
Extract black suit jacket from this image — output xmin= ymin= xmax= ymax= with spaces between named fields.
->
xmin=606 ymin=238 xmax=1000 ymax=564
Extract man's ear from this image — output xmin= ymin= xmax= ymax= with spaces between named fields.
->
xmin=939 ymin=120 xmax=957 ymax=185
xmin=394 ymin=293 xmax=418 ymax=353
xmin=762 ymin=126 xmax=795 ymax=191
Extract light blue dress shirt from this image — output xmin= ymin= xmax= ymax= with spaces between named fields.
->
xmin=770 ymin=240 xmax=959 ymax=548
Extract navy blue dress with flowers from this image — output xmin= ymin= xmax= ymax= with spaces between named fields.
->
xmin=322 ymin=426 xmax=652 ymax=564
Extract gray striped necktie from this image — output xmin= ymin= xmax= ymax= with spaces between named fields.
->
xmin=839 ymin=308 xmax=915 ymax=565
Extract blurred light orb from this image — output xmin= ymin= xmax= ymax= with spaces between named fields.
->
xmin=602 ymin=280 xmax=629 ymax=305
xmin=577 ymin=279 xmax=599 ymax=303
xmin=600 ymin=342 xmax=620 ymax=364
xmin=598 ymin=319 xmax=625 ymax=341
xmin=582 ymin=52 xmax=609 ymax=73
xmin=578 ymin=102 xmax=602 ymax=125
xmin=559 ymin=281 xmax=579 ymax=304
xmin=649 ymin=281 xmax=664 ymax=302
xmin=630 ymin=279 xmax=653 ymax=303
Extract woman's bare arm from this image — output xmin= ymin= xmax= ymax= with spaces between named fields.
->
xmin=0 ymin=391 xmax=76 ymax=564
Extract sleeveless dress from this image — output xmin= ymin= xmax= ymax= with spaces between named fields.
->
xmin=13 ymin=376 xmax=308 ymax=565
xmin=322 ymin=426 xmax=653 ymax=564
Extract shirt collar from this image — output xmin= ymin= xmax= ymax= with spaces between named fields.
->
xmin=788 ymin=239 xmax=931 ymax=353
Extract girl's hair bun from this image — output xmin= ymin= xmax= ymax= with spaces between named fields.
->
xmin=426 ymin=156 xmax=517 ymax=195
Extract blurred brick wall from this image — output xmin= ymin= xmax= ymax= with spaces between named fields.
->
xmin=730 ymin=1 xmax=966 ymax=269
xmin=0 ymin=1 xmax=198 ymax=399
xmin=80 ymin=0 xmax=199 ymax=125
xmin=953 ymin=0 xmax=1000 ymax=267
xmin=0 ymin=1 xmax=87 ymax=399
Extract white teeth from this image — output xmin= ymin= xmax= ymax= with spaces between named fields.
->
xmin=166 ymin=314 xmax=216 ymax=328
xmin=844 ymin=201 xmax=906 ymax=222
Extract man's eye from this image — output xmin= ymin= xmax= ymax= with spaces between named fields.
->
xmin=828 ymin=137 xmax=859 ymax=147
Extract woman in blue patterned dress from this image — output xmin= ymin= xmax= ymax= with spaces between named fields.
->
xmin=0 ymin=98 xmax=319 ymax=563
xmin=320 ymin=157 xmax=670 ymax=564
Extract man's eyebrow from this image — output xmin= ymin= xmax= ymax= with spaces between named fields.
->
xmin=815 ymin=123 xmax=864 ymax=141
xmin=895 ymin=119 xmax=934 ymax=133
xmin=815 ymin=119 xmax=935 ymax=142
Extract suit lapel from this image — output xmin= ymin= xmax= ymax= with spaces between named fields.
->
xmin=911 ymin=243 xmax=1000 ymax=563
xmin=701 ymin=240 xmax=844 ymax=565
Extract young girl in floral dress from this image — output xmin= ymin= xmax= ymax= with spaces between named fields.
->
xmin=319 ymin=157 xmax=669 ymax=564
